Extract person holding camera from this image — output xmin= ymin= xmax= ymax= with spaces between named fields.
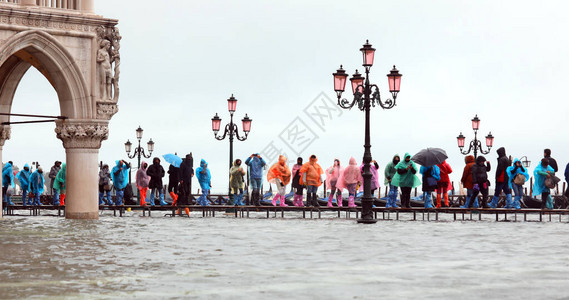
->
xmin=245 ymin=153 xmax=266 ymax=206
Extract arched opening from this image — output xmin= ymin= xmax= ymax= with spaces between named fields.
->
xmin=3 ymin=67 xmax=64 ymax=202
xmin=0 ymin=30 xmax=92 ymax=121
xmin=0 ymin=30 xmax=105 ymax=219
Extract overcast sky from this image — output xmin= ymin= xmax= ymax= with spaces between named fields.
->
xmin=5 ymin=0 xmax=569 ymax=194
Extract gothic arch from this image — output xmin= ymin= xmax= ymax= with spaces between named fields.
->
xmin=0 ymin=29 xmax=92 ymax=122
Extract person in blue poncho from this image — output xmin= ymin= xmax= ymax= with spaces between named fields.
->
xmin=16 ymin=163 xmax=31 ymax=206
xmin=111 ymin=160 xmax=130 ymax=206
xmin=420 ymin=165 xmax=440 ymax=208
xmin=30 ymin=167 xmax=45 ymax=206
xmin=196 ymin=159 xmax=211 ymax=206
xmin=3 ymin=161 xmax=15 ymax=206
xmin=533 ymin=158 xmax=555 ymax=210
xmin=506 ymin=158 xmax=529 ymax=210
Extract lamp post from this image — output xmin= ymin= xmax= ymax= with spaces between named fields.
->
xmin=333 ymin=40 xmax=402 ymax=224
xmin=125 ymin=126 xmax=154 ymax=169
xmin=456 ymin=115 xmax=494 ymax=159
xmin=211 ymin=94 xmax=252 ymax=204
xmin=125 ymin=126 xmax=154 ymax=201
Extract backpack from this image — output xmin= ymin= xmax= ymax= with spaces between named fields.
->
xmin=425 ymin=167 xmax=438 ymax=189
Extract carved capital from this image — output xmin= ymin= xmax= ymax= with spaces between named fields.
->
xmin=0 ymin=125 xmax=11 ymax=147
xmin=55 ymin=120 xmax=108 ymax=149
xmin=96 ymin=101 xmax=119 ymax=120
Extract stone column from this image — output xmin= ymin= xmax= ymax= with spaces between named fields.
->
xmin=55 ymin=120 xmax=108 ymax=219
xmin=0 ymin=126 xmax=10 ymax=218
xmin=81 ymin=0 xmax=94 ymax=13
xmin=20 ymin=0 xmax=37 ymax=6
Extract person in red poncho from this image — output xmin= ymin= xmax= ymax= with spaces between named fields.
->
xmin=436 ymin=160 xmax=453 ymax=208
xmin=460 ymin=155 xmax=476 ymax=208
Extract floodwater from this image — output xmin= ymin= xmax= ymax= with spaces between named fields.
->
xmin=1 ymin=212 xmax=569 ymax=299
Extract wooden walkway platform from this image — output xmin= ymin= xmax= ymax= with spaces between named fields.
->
xmin=4 ymin=204 xmax=569 ymax=222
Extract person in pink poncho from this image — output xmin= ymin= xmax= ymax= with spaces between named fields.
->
xmin=337 ymin=157 xmax=363 ymax=208
xmin=360 ymin=160 xmax=380 ymax=197
xmin=136 ymin=161 xmax=151 ymax=206
xmin=326 ymin=159 xmax=344 ymax=207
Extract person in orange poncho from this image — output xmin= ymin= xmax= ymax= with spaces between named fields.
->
xmin=299 ymin=155 xmax=324 ymax=207
xmin=267 ymin=155 xmax=291 ymax=207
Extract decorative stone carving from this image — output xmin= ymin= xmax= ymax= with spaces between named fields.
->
xmin=96 ymin=25 xmax=121 ymax=104
xmin=96 ymin=102 xmax=119 ymax=120
xmin=0 ymin=125 xmax=10 ymax=147
xmin=55 ymin=120 xmax=108 ymax=149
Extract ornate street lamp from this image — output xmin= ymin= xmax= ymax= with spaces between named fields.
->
xmin=333 ymin=40 xmax=402 ymax=224
xmin=125 ymin=126 xmax=154 ymax=202
xmin=125 ymin=126 xmax=154 ymax=168
xmin=211 ymin=94 xmax=252 ymax=205
xmin=457 ymin=115 xmax=494 ymax=159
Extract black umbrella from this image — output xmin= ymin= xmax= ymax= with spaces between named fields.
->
xmin=411 ymin=148 xmax=448 ymax=166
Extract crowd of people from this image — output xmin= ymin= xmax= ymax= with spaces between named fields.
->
xmin=2 ymin=148 xmax=569 ymax=210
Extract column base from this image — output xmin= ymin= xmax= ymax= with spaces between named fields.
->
xmin=66 ymin=211 xmax=99 ymax=220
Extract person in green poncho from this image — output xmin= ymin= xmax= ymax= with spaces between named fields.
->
xmin=384 ymin=154 xmax=400 ymax=208
xmin=391 ymin=153 xmax=421 ymax=208
xmin=53 ymin=163 xmax=66 ymax=206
